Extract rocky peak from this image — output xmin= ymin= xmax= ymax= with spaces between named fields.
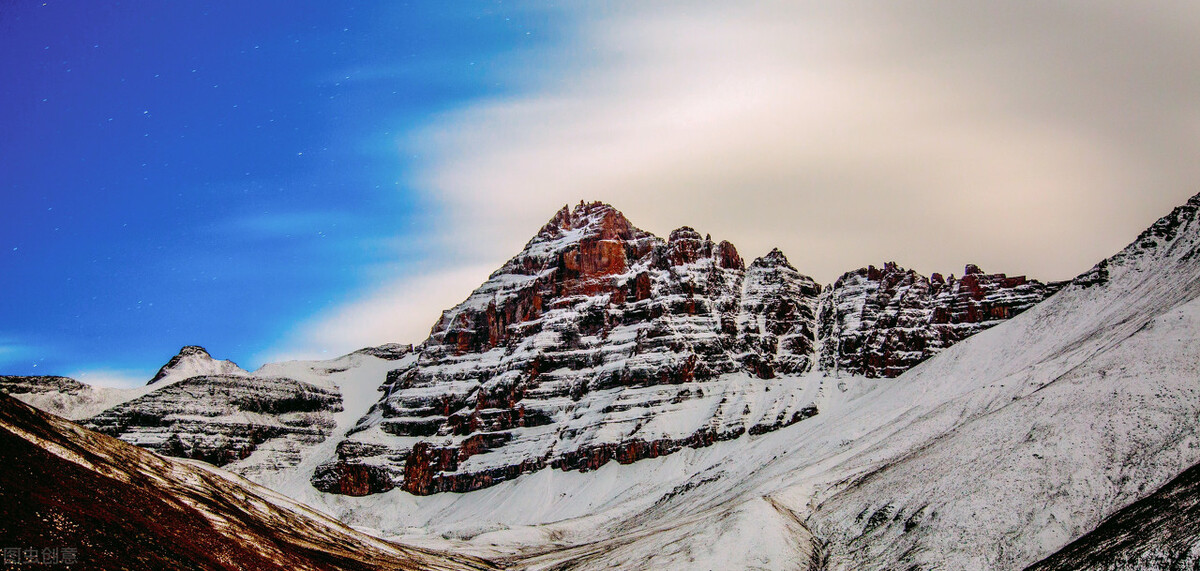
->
xmin=316 ymin=203 xmax=823 ymax=496
xmin=178 ymin=345 xmax=210 ymax=357
xmin=818 ymin=262 xmax=1061 ymax=377
xmin=668 ymin=226 xmax=703 ymax=243
xmin=662 ymin=226 xmax=744 ymax=270
xmin=739 ymin=248 xmax=821 ymax=378
xmin=752 ymin=248 xmax=794 ymax=269
xmin=148 ymin=345 xmax=247 ymax=385
xmin=531 ymin=201 xmax=645 ymax=246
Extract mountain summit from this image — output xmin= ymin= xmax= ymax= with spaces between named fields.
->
xmin=148 ymin=345 xmax=248 ymax=385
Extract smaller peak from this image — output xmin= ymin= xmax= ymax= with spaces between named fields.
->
xmin=668 ymin=226 xmax=703 ymax=243
xmin=750 ymin=248 xmax=795 ymax=270
xmin=550 ymin=204 xmax=571 ymax=224
xmin=862 ymin=261 xmax=909 ymax=281
xmin=148 ymin=345 xmax=244 ymax=386
xmin=964 ymin=264 xmax=984 ymax=275
xmin=535 ymin=204 xmax=573 ymax=235
xmin=539 ymin=201 xmax=627 ymax=234
xmin=570 ymin=200 xmax=620 ymax=217
xmin=716 ymin=240 xmax=744 ymax=270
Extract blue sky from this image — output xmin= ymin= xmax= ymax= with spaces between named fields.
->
xmin=1 ymin=2 xmax=566 ymax=380
xmin=5 ymin=2 xmax=1200 ymax=385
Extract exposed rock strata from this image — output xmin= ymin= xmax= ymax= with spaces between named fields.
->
xmin=87 ymin=374 xmax=342 ymax=474
xmin=818 ymin=262 xmax=1062 ymax=378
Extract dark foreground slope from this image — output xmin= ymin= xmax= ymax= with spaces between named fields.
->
xmin=1027 ymin=460 xmax=1200 ymax=571
xmin=0 ymin=393 xmax=493 ymax=571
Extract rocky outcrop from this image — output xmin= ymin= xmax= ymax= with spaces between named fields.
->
xmin=0 ymin=375 xmax=87 ymax=394
xmin=817 ymin=262 xmax=1062 ymax=378
xmin=350 ymin=342 xmax=414 ymax=360
xmin=148 ymin=345 xmax=248 ymax=385
xmin=738 ymin=248 xmax=821 ymax=378
xmin=87 ymin=374 xmax=342 ymax=474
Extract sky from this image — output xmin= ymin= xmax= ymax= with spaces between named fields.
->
xmin=3 ymin=2 xmax=1200 ymax=386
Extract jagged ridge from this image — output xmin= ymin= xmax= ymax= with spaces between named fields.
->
xmin=317 ymin=201 xmax=1055 ymax=496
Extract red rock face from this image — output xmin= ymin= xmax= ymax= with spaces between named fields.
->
xmin=818 ymin=262 xmax=1063 ymax=378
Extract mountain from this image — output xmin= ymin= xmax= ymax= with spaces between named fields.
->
xmin=147 ymin=344 xmax=249 ymax=385
xmin=0 ymin=392 xmax=493 ymax=570
xmin=314 ymin=201 xmax=1054 ymax=496
xmin=69 ymin=344 xmax=411 ymax=484
xmin=1 ymin=374 xmax=130 ymax=420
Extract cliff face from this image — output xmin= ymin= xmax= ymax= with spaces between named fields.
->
xmin=818 ymin=262 xmax=1063 ymax=378
xmin=315 ymin=202 xmax=1055 ymax=496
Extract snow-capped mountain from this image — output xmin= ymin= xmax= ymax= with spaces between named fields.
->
xmin=146 ymin=344 xmax=249 ymax=385
xmin=6 ymin=343 xmax=410 ymax=485
xmin=314 ymin=201 xmax=1055 ymax=496
xmin=0 ymin=374 xmax=131 ymax=420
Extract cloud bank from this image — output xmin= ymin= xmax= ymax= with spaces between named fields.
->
xmin=418 ymin=2 xmax=1200 ymax=277
xmin=269 ymin=1 xmax=1200 ymax=359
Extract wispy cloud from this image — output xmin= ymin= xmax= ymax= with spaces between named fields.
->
xmin=409 ymin=2 xmax=1200 ymax=283
xmin=258 ymin=263 xmax=496 ymax=363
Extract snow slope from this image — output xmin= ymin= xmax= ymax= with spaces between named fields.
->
xmin=1027 ymin=457 xmax=1200 ymax=570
